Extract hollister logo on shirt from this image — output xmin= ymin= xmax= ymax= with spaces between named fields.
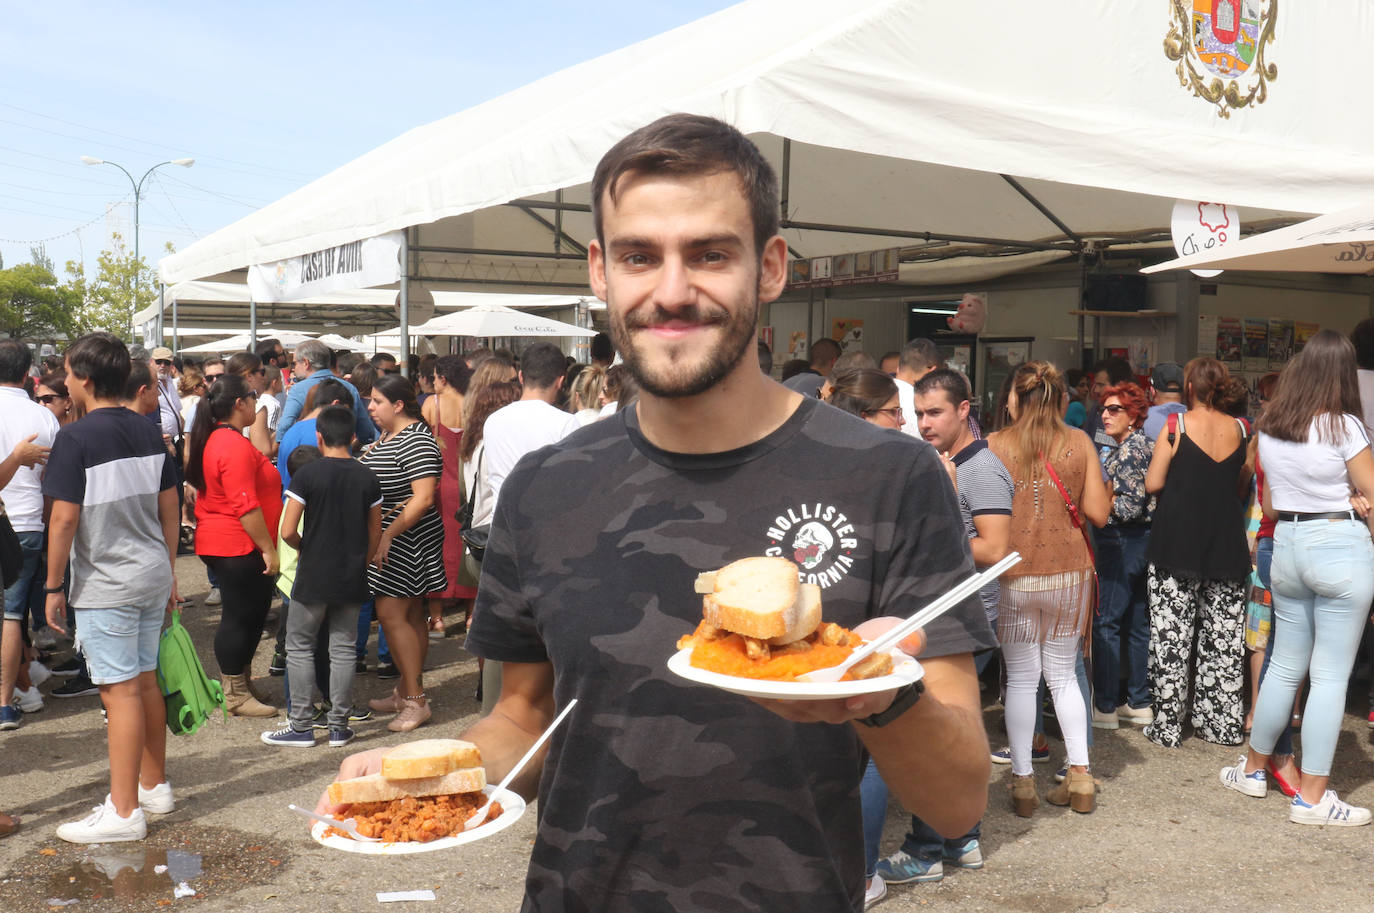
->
xmin=763 ymin=503 xmax=858 ymax=588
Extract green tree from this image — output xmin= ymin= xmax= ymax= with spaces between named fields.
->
xmin=64 ymin=233 xmax=174 ymax=341
xmin=0 ymin=247 xmax=80 ymax=340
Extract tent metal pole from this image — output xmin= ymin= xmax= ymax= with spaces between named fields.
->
xmin=156 ymin=283 xmax=165 ymax=346
xmin=780 ymin=139 xmax=791 ymax=220
xmin=171 ymin=287 xmax=178 ymax=355
xmin=507 ymin=204 xmax=588 ymax=255
xmin=400 ymin=228 xmax=411 ymax=377
xmin=554 ymin=188 xmax=563 ymax=255
xmin=410 ymin=245 xmax=584 ymax=260
xmin=250 ymin=298 xmax=257 ymax=348
xmin=999 ymin=175 xmax=1083 ymax=244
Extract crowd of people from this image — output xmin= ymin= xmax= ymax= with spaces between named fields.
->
xmin=778 ymin=322 xmax=1374 ymax=903
xmin=4 ymin=116 xmax=1374 ymax=913
xmin=0 ymin=327 xmax=630 ymax=844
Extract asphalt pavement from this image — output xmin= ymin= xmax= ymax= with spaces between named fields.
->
xmin=3 ymin=554 xmax=1373 ymax=912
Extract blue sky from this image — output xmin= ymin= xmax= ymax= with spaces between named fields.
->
xmin=0 ymin=0 xmax=737 ymax=278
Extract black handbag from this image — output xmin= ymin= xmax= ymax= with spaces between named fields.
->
xmin=456 ymin=448 xmax=490 ymax=562
xmin=0 ymin=508 xmax=23 ymax=590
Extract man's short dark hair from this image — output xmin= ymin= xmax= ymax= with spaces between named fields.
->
xmin=124 ymin=359 xmax=153 ymax=401
xmin=1092 ymin=356 xmax=1134 ymax=385
xmin=0 ymin=339 xmax=32 ymax=384
xmin=757 ymin=339 xmax=773 ymax=375
xmin=312 ymin=377 xmax=352 ymax=409
xmin=1352 ymin=318 xmax=1374 ymax=370
xmin=590 ymin=332 xmax=615 ymax=364
xmin=370 ymin=352 xmax=398 ymax=372
xmin=911 ymin=368 xmax=972 ymax=405
xmin=66 ymin=332 xmax=131 ymax=400
xmin=808 ymin=338 xmax=841 ymax=366
xmin=899 ymin=338 xmax=942 ymax=374
xmin=286 ymin=444 xmax=321 ymax=479
xmin=591 ymin=114 xmax=780 ymax=256
xmin=315 ymin=405 xmax=355 ymax=449
xmin=255 ymin=338 xmax=283 ymax=365
xmin=520 ymin=342 xmax=567 ymax=390
xmin=779 ymin=358 xmax=811 ymax=381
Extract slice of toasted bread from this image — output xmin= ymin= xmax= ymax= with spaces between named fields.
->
xmin=767 ymin=584 xmax=822 ymax=645
xmin=380 ymin=739 xmax=482 ymax=780
xmin=327 ymin=767 xmax=487 ymax=806
xmin=702 ymin=557 xmax=801 ymax=639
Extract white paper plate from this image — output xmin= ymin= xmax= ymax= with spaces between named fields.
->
xmin=310 ymin=785 xmax=526 ymax=855
xmin=667 ymin=646 xmax=923 ymax=700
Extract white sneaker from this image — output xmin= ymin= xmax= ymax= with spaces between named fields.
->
xmin=204 ymin=587 xmax=222 ymax=606
xmin=28 ymin=660 xmax=52 ymax=687
xmin=56 ymin=795 xmax=147 ymax=844
xmin=864 ymin=874 xmax=887 ymax=910
xmin=13 ymin=685 xmax=43 ymax=713
xmin=138 ymin=781 xmax=175 ymax=815
xmin=1289 ymin=790 xmax=1372 ymax=827
xmin=1219 ymin=756 xmax=1266 ymax=798
xmin=1117 ymin=704 xmax=1154 ymax=725
xmin=1091 ymin=707 xmax=1119 ymax=730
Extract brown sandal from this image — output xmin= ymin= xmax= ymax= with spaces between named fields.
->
xmin=1046 ymin=769 xmax=1099 ymax=813
xmin=1010 ymin=774 xmax=1038 ymax=817
xmin=0 ymin=813 xmax=21 ymax=838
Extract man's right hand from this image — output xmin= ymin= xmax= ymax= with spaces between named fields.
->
xmin=12 ymin=434 xmax=50 ymax=468
xmin=45 ymin=592 xmax=67 ymax=636
xmin=315 ymin=748 xmax=385 ymax=816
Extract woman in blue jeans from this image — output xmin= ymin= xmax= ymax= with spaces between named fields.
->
xmin=1219 ymin=330 xmax=1374 ymax=826
xmin=1091 ymin=382 xmax=1154 ymax=729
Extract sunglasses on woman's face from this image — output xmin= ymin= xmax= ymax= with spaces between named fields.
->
xmin=37 ymin=394 xmax=64 ymax=404
xmin=1102 ymin=404 xmax=1128 ymax=414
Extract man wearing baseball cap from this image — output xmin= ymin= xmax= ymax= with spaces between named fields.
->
xmin=1141 ymin=362 xmax=1187 ymax=442
xmin=149 ymin=347 xmax=183 ymax=453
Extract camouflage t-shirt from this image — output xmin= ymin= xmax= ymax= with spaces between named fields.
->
xmin=466 ymin=396 xmax=995 ymax=913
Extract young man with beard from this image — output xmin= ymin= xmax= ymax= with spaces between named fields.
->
xmin=324 ymin=115 xmax=993 ymax=912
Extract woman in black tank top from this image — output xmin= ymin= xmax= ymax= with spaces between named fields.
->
xmin=1141 ymin=358 xmax=1252 ymax=748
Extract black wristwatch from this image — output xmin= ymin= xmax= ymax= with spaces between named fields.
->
xmin=42 ymin=585 xmax=64 ymax=595
xmin=856 ymin=680 xmax=924 ymax=728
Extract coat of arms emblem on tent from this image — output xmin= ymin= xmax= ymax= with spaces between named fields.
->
xmin=1165 ymin=0 xmax=1277 ymax=118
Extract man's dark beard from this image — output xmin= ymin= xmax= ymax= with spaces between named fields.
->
xmin=610 ymin=299 xmax=757 ymax=399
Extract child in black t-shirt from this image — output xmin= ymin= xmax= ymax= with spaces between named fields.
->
xmin=261 ymin=406 xmax=382 ymax=748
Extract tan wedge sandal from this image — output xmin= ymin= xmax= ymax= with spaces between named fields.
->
xmin=1046 ymin=768 xmax=1098 ymax=813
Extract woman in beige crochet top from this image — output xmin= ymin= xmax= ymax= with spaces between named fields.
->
xmin=989 ymin=361 xmax=1109 ymax=816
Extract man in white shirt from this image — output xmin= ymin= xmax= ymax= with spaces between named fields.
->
xmin=483 ymin=341 xmax=580 ymax=507
xmin=894 ymin=338 xmax=942 ymax=438
xmin=0 ymin=340 xmax=59 ymax=730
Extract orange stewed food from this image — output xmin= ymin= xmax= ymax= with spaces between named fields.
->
xmin=329 ymin=794 xmax=502 ymax=843
xmin=679 ymin=620 xmax=892 ymax=682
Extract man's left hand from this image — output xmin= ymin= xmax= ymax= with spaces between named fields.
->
xmin=749 ymin=618 xmax=925 ymax=725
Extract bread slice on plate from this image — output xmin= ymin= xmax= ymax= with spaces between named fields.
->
xmin=702 ymin=557 xmax=801 ymax=640
xmin=381 ymin=739 xmax=482 ymax=780
xmin=328 ymin=767 xmax=487 ymax=806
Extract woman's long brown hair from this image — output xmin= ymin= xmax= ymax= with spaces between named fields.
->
xmin=1258 ymin=329 xmax=1364 ymax=444
xmin=995 ymin=360 xmax=1069 ymax=485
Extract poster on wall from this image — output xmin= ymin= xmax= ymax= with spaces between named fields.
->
xmin=831 ymin=319 xmax=864 ymax=353
xmin=1129 ymin=338 xmax=1155 ymax=378
xmin=1267 ymin=320 xmax=1294 ymax=369
xmin=1197 ymin=314 xmax=1219 ymax=357
xmin=1294 ymin=322 xmax=1319 ymax=353
xmin=1216 ymin=317 xmax=1243 ymax=364
xmin=787 ymin=248 xmax=900 ymax=289
xmin=1242 ymin=318 xmax=1269 ymax=371
xmin=787 ymin=331 xmax=808 ymax=360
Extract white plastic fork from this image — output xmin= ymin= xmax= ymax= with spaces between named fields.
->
xmin=464 ymin=697 xmax=579 ymax=830
xmin=288 ymin=803 xmax=381 ymax=842
xmin=798 ymin=552 xmax=1022 ymax=683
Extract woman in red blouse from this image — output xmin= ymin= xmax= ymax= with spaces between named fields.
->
xmin=185 ymin=374 xmax=282 ymax=717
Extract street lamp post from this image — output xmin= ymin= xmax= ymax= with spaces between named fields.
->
xmin=81 ymin=155 xmax=194 ymax=340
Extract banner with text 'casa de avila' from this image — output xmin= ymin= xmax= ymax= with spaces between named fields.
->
xmin=247 ymin=230 xmax=403 ymax=302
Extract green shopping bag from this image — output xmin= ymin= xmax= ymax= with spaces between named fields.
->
xmin=156 ymin=610 xmax=226 ymax=735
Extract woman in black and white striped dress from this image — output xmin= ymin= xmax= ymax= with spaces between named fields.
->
xmin=361 ymin=374 xmax=446 ymax=732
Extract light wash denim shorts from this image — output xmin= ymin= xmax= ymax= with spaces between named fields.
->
xmin=74 ymin=603 xmax=164 ymax=685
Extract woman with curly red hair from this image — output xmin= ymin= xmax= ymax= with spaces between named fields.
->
xmin=1091 ymin=381 xmax=1154 ymax=731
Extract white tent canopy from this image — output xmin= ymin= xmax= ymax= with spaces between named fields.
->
xmin=396 ymin=303 xmax=597 ymax=338
xmin=160 ymin=0 xmax=1370 ymax=293
xmin=1144 ymin=197 xmax=1374 ymax=276
xmin=180 ymin=330 xmax=317 ymax=354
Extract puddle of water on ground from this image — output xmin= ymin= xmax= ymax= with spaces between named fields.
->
xmin=0 ymin=826 xmax=287 ymax=913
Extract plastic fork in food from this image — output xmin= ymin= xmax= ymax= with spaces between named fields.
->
xmin=465 ymin=698 xmax=579 ymax=830
xmin=798 ymin=553 xmax=1022 ymax=684
xmin=288 ymin=803 xmax=381 ymax=842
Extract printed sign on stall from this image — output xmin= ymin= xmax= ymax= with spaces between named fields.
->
xmin=248 ymin=230 xmax=404 ymax=303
